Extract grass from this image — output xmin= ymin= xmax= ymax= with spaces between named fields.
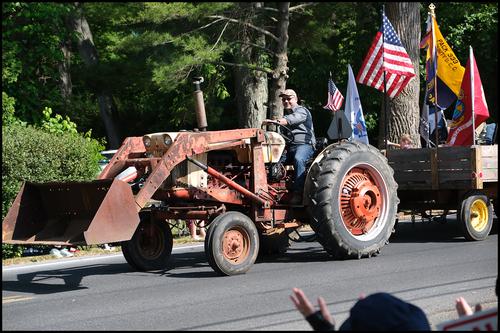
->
xmin=2 ymin=246 xmax=122 ymax=266
xmin=2 ymin=236 xmax=204 ymax=267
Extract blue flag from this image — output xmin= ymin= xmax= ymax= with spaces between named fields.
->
xmin=346 ymin=64 xmax=369 ymax=144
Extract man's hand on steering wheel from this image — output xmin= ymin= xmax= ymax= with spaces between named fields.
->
xmin=262 ymin=118 xmax=294 ymax=144
xmin=262 ymin=119 xmax=280 ymax=125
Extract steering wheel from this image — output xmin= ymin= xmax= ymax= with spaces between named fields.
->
xmin=262 ymin=120 xmax=294 ymax=144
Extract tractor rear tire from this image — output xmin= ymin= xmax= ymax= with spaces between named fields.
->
xmin=121 ymin=211 xmax=173 ymax=271
xmin=205 ymin=211 xmax=259 ymax=276
xmin=306 ymin=141 xmax=399 ymax=259
xmin=458 ymin=191 xmax=493 ymax=241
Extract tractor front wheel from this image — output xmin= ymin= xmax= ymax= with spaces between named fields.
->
xmin=205 ymin=211 xmax=259 ymax=276
xmin=121 ymin=211 xmax=173 ymax=271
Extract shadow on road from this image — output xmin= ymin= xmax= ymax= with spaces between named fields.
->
xmin=256 ymin=245 xmax=331 ymax=264
xmin=389 ymin=215 xmax=498 ymax=243
xmin=161 ymin=245 xmax=333 ymax=278
xmin=156 ymin=252 xmax=217 ymax=279
xmin=2 ymin=251 xmax=219 ymax=294
xmin=2 ymin=262 xmax=133 ymax=294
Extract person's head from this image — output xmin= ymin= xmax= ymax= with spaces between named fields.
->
xmin=279 ymin=89 xmax=299 ymax=109
xmin=399 ymin=133 xmax=413 ymax=149
xmin=339 ymin=292 xmax=430 ymax=331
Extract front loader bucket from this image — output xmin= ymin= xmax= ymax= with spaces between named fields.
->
xmin=2 ymin=179 xmax=140 ymax=246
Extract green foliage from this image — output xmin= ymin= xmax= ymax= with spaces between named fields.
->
xmin=40 ymin=107 xmax=78 ymax=135
xmin=150 ymin=35 xmax=228 ymax=93
xmin=287 ymin=3 xmax=381 ymax=138
xmin=2 ymin=92 xmax=18 ymax=125
xmin=2 ymin=123 xmax=104 ymax=219
xmin=2 ymin=244 xmax=23 ymax=260
xmin=71 ymin=2 xmax=238 ymax=135
xmin=2 ymin=121 xmax=104 ymax=258
xmin=2 ymin=41 xmax=22 ymax=85
xmin=136 ymin=2 xmax=233 ymax=25
xmin=2 ymin=2 xmax=74 ymax=124
xmin=62 ymin=93 xmax=104 ymax=137
xmin=1 ymin=2 xmax=497 ymax=141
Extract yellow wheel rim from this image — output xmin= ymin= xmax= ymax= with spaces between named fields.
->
xmin=469 ymin=199 xmax=489 ymax=232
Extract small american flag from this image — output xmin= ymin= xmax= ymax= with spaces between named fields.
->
xmin=356 ymin=13 xmax=415 ymax=98
xmin=324 ymin=78 xmax=344 ymax=112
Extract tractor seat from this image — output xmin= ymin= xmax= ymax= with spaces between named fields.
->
xmin=315 ymin=137 xmax=329 ymax=152
xmin=305 ymin=137 xmax=329 ymax=168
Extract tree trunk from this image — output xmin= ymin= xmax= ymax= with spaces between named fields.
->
xmin=58 ymin=40 xmax=72 ymax=104
xmin=268 ymin=2 xmax=290 ymax=120
xmin=378 ymin=2 xmax=421 ymax=148
xmin=234 ymin=2 xmax=268 ymax=128
xmin=69 ymin=2 xmax=121 ymax=148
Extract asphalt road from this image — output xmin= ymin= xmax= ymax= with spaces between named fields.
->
xmin=2 ymin=216 xmax=498 ymax=331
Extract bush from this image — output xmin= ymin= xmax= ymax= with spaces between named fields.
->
xmin=2 ymin=244 xmax=23 ymax=259
xmin=2 ymin=122 xmax=104 ymax=258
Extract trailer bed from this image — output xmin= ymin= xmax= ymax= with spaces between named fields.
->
xmin=386 ymin=145 xmax=497 ymax=212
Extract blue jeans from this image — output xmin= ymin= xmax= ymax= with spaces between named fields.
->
xmin=280 ymin=144 xmax=315 ymax=192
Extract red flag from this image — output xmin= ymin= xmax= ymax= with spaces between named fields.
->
xmin=446 ymin=48 xmax=489 ymax=146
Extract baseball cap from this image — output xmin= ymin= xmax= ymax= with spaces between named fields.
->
xmin=339 ymin=293 xmax=431 ymax=331
xmin=279 ymin=89 xmax=297 ymax=98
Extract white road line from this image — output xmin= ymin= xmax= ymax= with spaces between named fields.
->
xmin=2 ymin=295 xmax=34 ymax=304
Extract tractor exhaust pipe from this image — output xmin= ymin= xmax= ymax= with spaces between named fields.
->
xmin=193 ymin=77 xmax=207 ymax=131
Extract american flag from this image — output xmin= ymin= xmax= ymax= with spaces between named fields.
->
xmin=356 ymin=13 xmax=415 ymax=98
xmin=323 ymin=78 xmax=344 ymax=112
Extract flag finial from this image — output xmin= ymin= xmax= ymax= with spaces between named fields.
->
xmin=429 ymin=3 xmax=435 ymax=15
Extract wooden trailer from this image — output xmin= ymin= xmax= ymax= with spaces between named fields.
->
xmin=386 ymin=144 xmax=498 ymax=240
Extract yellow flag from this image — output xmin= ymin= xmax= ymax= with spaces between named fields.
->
xmin=432 ymin=16 xmax=465 ymax=96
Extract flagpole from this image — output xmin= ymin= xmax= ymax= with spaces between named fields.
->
xmin=470 ymin=46 xmax=475 ymax=146
xmin=429 ymin=3 xmax=439 ymax=147
xmin=382 ymin=5 xmax=388 ymax=150
xmin=330 ymin=71 xmax=343 ymax=140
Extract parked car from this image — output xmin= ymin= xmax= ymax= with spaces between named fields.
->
xmin=98 ymin=149 xmax=118 ymax=171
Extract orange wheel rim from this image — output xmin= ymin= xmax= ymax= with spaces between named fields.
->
xmin=222 ymin=228 xmax=250 ymax=263
xmin=340 ymin=167 xmax=382 ymax=235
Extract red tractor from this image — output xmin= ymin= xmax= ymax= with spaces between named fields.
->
xmin=3 ymin=79 xmax=399 ymax=275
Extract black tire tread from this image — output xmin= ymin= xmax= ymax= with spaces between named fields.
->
xmin=458 ymin=190 xmax=493 ymax=241
xmin=306 ymin=141 xmax=399 ymax=259
xmin=204 ymin=211 xmax=259 ymax=276
xmin=121 ymin=211 xmax=173 ymax=271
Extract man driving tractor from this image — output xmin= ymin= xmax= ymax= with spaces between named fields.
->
xmin=262 ymin=89 xmax=316 ymax=204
